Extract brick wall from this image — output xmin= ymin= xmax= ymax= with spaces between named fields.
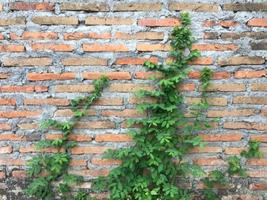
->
xmin=0 ymin=1 xmax=266 ymax=199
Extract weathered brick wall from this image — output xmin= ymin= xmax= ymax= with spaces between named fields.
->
xmin=0 ymin=0 xmax=266 ymax=199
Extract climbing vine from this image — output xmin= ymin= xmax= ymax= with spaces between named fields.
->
xmin=26 ymin=12 xmax=263 ymax=200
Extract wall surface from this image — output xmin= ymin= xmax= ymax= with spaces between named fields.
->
xmin=0 ymin=0 xmax=266 ymax=199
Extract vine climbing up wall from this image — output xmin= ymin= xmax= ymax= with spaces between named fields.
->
xmin=0 ymin=1 xmax=266 ymax=200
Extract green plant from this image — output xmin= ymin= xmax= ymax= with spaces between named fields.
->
xmin=91 ymin=12 xmax=212 ymax=200
xmin=241 ymin=140 xmax=263 ymax=159
xmin=227 ymin=156 xmax=246 ymax=177
xmin=26 ymin=76 xmax=109 ymax=200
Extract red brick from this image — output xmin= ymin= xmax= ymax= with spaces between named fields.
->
xmin=203 ymin=20 xmax=238 ymax=27
xmin=3 ymin=57 xmax=52 ymax=67
xmin=114 ymin=32 xmax=164 ymax=40
xmin=71 ymin=146 xmax=112 ymax=154
xmin=83 ymin=43 xmax=129 ymax=52
xmin=95 ymin=134 xmax=132 ymax=142
xmin=115 ymin=57 xmax=158 ymax=65
xmin=0 ymin=44 xmax=24 ymax=52
xmin=0 ymin=110 xmax=41 ymax=118
xmin=27 ymin=73 xmax=75 ymax=81
xmin=199 ymin=133 xmax=243 ymax=142
xmin=82 ymin=72 xmax=131 ymax=80
xmin=85 ymin=17 xmax=134 ymax=25
xmin=31 ymin=43 xmax=74 ymax=52
xmin=0 ymin=85 xmax=48 ymax=93
xmin=179 ymin=83 xmax=196 ymax=91
xmin=9 ymin=2 xmax=54 ymax=10
xmin=169 ymin=3 xmax=219 ymax=12
xmin=114 ymin=3 xmax=162 ymax=11
xmin=22 ymin=31 xmax=57 ymax=40
xmin=64 ymin=32 xmax=111 ymax=40
xmin=188 ymin=57 xmax=213 ymax=65
xmin=0 ymin=146 xmax=12 ymax=154
xmin=0 ymin=98 xmax=16 ymax=105
xmin=24 ymin=98 xmax=69 ymax=106
xmin=0 ymin=134 xmax=25 ymax=141
xmin=247 ymin=18 xmax=267 ymax=27
xmin=235 ymin=70 xmax=266 ymax=78
xmin=138 ymin=18 xmax=180 ymax=27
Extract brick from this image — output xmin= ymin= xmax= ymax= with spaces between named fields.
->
xmin=12 ymin=170 xmax=27 ymax=179
xmin=247 ymin=18 xmax=267 ymax=27
xmin=190 ymin=146 xmax=222 ymax=153
xmin=115 ymin=57 xmax=158 ymax=65
xmin=138 ymin=18 xmax=180 ymax=27
xmin=54 ymin=109 xmax=96 ymax=117
xmin=83 ymin=43 xmax=129 ymax=52
xmin=46 ymin=134 xmax=93 ymax=142
xmin=70 ymin=169 xmax=109 ymax=177
xmin=21 ymin=32 xmax=58 ymax=40
xmin=95 ymin=134 xmax=132 ymax=142
xmin=61 ymin=57 xmax=107 ymax=66
xmin=85 ymin=17 xmax=134 ymax=25
xmin=0 ymin=146 xmax=12 ymax=154
xmin=188 ymin=57 xmax=213 ymax=65
xmin=218 ymin=56 xmax=265 ymax=66
xmin=251 ymin=83 xmax=267 ymax=91
xmin=0 ymin=33 xmax=4 ymax=40
xmin=76 ymin=121 xmax=115 ymax=129
xmin=250 ymin=183 xmax=267 ymax=190
xmin=224 ymin=122 xmax=267 ymax=131
xmin=114 ymin=32 xmax=164 ymax=40
xmin=206 ymin=83 xmax=245 ymax=92
xmin=114 ymin=3 xmax=162 ymax=11
xmin=179 ymin=83 xmax=195 ymax=91
xmin=199 ymin=133 xmax=243 ymax=142
xmin=0 ymin=110 xmax=41 ymax=118
xmin=221 ymin=195 xmax=263 ymax=200
xmin=224 ymin=3 xmax=267 ymax=11
xmin=3 ymin=57 xmax=52 ymax=67
xmin=235 ymin=71 xmax=266 ymax=79
xmin=0 ymin=17 xmax=25 ymax=26
xmin=185 ymin=97 xmax=227 ymax=106
xmin=91 ymin=158 xmax=121 ymax=165
xmin=109 ymin=84 xmax=154 ymax=92
xmin=95 ymin=98 xmax=124 ymax=106
xmin=64 ymin=32 xmax=111 ymax=40
xmin=101 ymin=109 xmax=144 ymax=118
xmin=32 ymin=16 xmax=78 ymax=25
xmin=9 ymin=2 xmax=54 ymax=11
xmin=188 ymin=71 xmax=230 ymax=79
xmin=31 ymin=43 xmax=74 ymax=52
xmin=247 ymin=159 xmax=267 ymax=166
xmin=17 ymin=123 xmax=38 ymax=130
xmin=203 ymin=20 xmax=238 ymax=28
xmin=248 ymin=171 xmax=267 ymax=178
xmin=19 ymin=145 xmax=61 ymax=153
xmin=61 ymin=3 xmax=108 ymax=11
xmin=137 ymin=43 xmax=171 ymax=51
xmin=24 ymin=98 xmax=69 ymax=106
xmin=55 ymin=85 xmax=94 ymax=93
xmin=0 ymin=159 xmax=25 ymax=165
xmin=0 ymin=45 xmax=24 ymax=52
xmin=251 ymin=42 xmax=267 ymax=50
xmin=224 ymin=147 xmax=244 ymax=155
xmin=0 ymin=134 xmax=25 ymax=141
xmin=82 ymin=72 xmax=131 ymax=80
xmin=0 ymin=171 xmax=5 ymax=179
xmin=0 ymin=73 xmax=9 ymax=79
xmin=207 ymin=109 xmax=255 ymax=117
xmin=27 ymin=73 xmax=75 ymax=81
xmin=169 ymin=3 xmax=219 ymax=12
xmin=0 ymin=98 xmax=16 ymax=105
xmin=0 ymin=123 xmax=11 ymax=130
xmin=203 ymin=32 xmax=220 ymax=39
xmin=69 ymin=160 xmax=87 ymax=167
xmin=128 ymin=97 xmax=156 ymax=104
xmin=192 ymin=44 xmax=238 ymax=51
xmin=134 ymin=72 xmax=162 ymax=79
xmin=233 ymin=96 xmax=267 ymax=105
xmin=193 ymin=158 xmax=226 ymax=166
xmin=71 ymin=146 xmax=111 ymax=154
xmin=251 ymin=135 xmax=267 ymax=142
xmin=221 ymin=32 xmax=267 ymax=40
xmin=0 ymin=85 xmax=47 ymax=93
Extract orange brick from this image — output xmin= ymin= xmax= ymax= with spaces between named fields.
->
xmin=169 ymin=3 xmax=219 ymax=12
xmin=3 ymin=57 xmax=52 ymax=67
xmin=233 ymin=96 xmax=267 ymax=104
xmin=185 ymin=97 xmax=227 ymax=106
xmin=70 ymin=169 xmax=109 ymax=177
xmin=24 ymin=98 xmax=69 ymax=106
xmin=0 ymin=98 xmax=16 ymax=105
xmin=82 ymin=72 xmax=131 ymax=80
xmin=188 ymin=71 xmax=230 ymax=79
xmin=64 ymin=32 xmax=111 ymax=40
xmin=0 ymin=110 xmax=41 ymax=118
xmin=69 ymin=159 xmax=87 ymax=167
xmin=224 ymin=147 xmax=244 ymax=155
xmin=61 ymin=3 xmax=108 ymax=11
xmin=235 ymin=70 xmax=266 ymax=78
xmin=32 ymin=16 xmax=78 ymax=25
xmin=250 ymin=135 xmax=267 ymax=142
xmin=188 ymin=57 xmax=213 ymax=65
xmin=114 ymin=3 xmax=162 ymax=11
xmin=55 ymin=85 xmax=94 ymax=93
xmin=0 ymin=85 xmax=47 ymax=93
xmin=193 ymin=158 xmax=226 ymax=166
xmin=207 ymin=109 xmax=255 ymax=117
xmin=134 ymin=72 xmax=162 ymax=79
xmin=17 ymin=123 xmax=38 ymax=130
xmin=61 ymin=57 xmax=107 ymax=66
xmin=101 ymin=109 xmax=144 ymax=118
xmin=138 ymin=18 xmax=180 ymax=27
xmin=0 ymin=146 xmax=12 ymax=154
xmin=0 ymin=44 xmax=24 ymax=52
xmin=218 ymin=56 xmax=265 ymax=66
xmin=206 ymin=83 xmax=245 ymax=92
xmin=46 ymin=134 xmax=93 ymax=142
xmin=190 ymin=146 xmax=222 ymax=153
xmin=0 ymin=134 xmax=25 ymax=141
xmin=199 ymin=133 xmax=243 ymax=142
xmin=115 ymin=57 xmax=158 ymax=65
xmin=128 ymin=97 xmax=156 ymax=104
xmin=27 ymin=72 xmax=75 ymax=81
xmin=247 ymin=159 xmax=267 ymax=166
xmin=192 ymin=44 xmax=238 ymax=51
xmin=12 ymin=170 xmax=27 ymax=179
xmin=19 ymin=145 xmax=61 ymax=153
xmin=0 ymin=73 xmax=9 ymax=79
xmin=83 ymin=43 xmax=129 ymax=52
xmin=0 ymin=123 xmax=11 ymax=130
xmin=9 ymin=2 xmax=54 ymax=10
xmin=248 ymin=170 xmax=267 ymax=178
xmin=95 ymin=98 xmax=124 ymax=106
xmin=76 ymin=121 xmax=115 ymax=129
xmin=224 ymin=122 xmax=267 ymax=131
xmin=31 ymin=43 xmax=74 ymax=52
xmin=22 ymin=31 xmax=57 ymax=39
xmin=137 ymin=43 xmax=171 ymax=51
xmin=0 ymin=17 xmax=25 ymax=26
xmin=0 ymin=159 xmax=25 ymax=166
xmin=109 ymin=83 xmax=154 ymax=92
xmin=95 ymin=134 xmax=132 ymax=142
xmin=220 ymin=20 xmax=238 ymax=27
xmin=179 ymin=83 xmax=195 ymax=91
xmin=85 ymin=17 xmax=134 ymax=25
xmin=114 ymin=32 xmax=164 ymax=40
xmin=247 ymin=18 xmax=267 ymax=27
xmin=250 ymin=183 xmax=267 ymax=190
xmin=71 ymin=146 xmax=111 ymax=154
xmin=251 ymin=83 xmax=267 ymax=91
xmin=91 ymin=158 xmax=121 ymax=165
xmin=54 ymin=109 xmax=96 ymax=117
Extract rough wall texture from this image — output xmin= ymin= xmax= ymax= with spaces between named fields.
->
xmin=0 ymin=0 xmax=266 ymax=199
